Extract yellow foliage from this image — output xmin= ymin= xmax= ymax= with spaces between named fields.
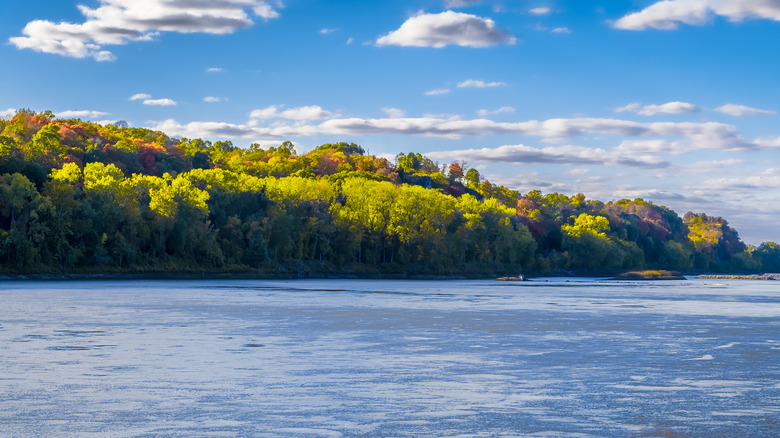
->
xmin=50 ymin=162 xmax=82 ymax=183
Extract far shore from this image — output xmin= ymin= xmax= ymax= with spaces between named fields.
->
xmin=698 ymin=274 xmax=779 ymax=280
xmin=1 ymin=270 xmax=778 ymax=282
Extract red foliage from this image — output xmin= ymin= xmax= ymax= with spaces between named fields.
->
xmin=28 ymin=115 xmax=50 ymax=131
xmin=138 ymin=144 xmax=160 ymax=175
xmin=58 ymin=124 xmax=83 ymax=143
xmin=316 ymin=152 xmax=341 ymax=176
xmin=166 ymin=145 xmax=186 ymax=163
xmin=516 ymin=197 xmax=538 ymax=216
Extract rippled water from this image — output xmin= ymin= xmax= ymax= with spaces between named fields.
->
xmin=1 ymin=278 xmax=779 ymax=436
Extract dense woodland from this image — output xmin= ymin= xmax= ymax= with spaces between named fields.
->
xmin=1 ymin=109 xmax=779 ymax=276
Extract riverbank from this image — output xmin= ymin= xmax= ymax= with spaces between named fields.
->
xmin=698 ymin=274 xmax=779 ymax=280
xmin=612 ymin=270 xmax=686 ymax=280
xmin=3 ymin=268 xmax=777 ymax=282
xmin=0 ymin=271 xmax=478 ymax=282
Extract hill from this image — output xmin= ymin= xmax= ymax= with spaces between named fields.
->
xmin=1 ymin=109 xmax=778 ymax=276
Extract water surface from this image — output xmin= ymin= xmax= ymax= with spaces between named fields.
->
xmin=1 ymin=278 xmax=778 ymax=436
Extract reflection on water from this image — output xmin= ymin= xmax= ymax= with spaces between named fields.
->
xmin=1 ymin=278 xmax=779 ymax=436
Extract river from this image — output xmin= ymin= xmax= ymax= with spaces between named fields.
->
xmin=1 ymin=278 xmax=778 ymax=436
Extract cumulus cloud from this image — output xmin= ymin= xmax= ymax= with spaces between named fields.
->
xmin=715 ymin=104 xmax=776 ymax=116
xmin=376 ymin=11 xmax=516 ymax=48
xmin=613 ymin=121 xmax=756 ymax=153
xmin=699 ymin=168 xmax=780 ymax=192
xmin=424 ymin=88 xmax=451 ymax=96
xmin=9 ymin=0 xmax=283 ymax=61
xmin=129 ymin=93 xmax=152 ymax=101
xmin=249 ymin=105 xmax=335 ymax=121
xmin=427 ymin=143 xmax=669 ymax=168
xmin=551 ymin=27 xmax=572 ymax=33
xmin=529 ymin=7 xmax=552 ymax=15
xmin=148 ymin=113 xmax=759 ymax=156
xmin=382 ymin=108 xmax=406 ymax=118
xmin=57 ymin=110 xmax=110 ymax=119
xmin=615 ymin=101 xmax=700 ymax=116
xmin=152 ymin=119 xmax=260 ymax=139
xmin=755 ymin=136 xmax=780 ymax=148
xmin=1 ymin=109 xmax=17 ymax=119
xmin=144 ymin=98 xmax=177 ymax=106
xmin=130 ymin=93 xmax=176 ymax=106
xmin=204 ymin=97 xmax=224 ymax=103
xmin=206 ymin=67 xmax=224 ymax=73
xmin=477 ymin=106 xmax=515 ymax=116
xmin=319 ymin=27 xmax=338 ymax=35
xmin=457 ymin=79 xmax=507 ymax=88
xmin=613 ymin=0 xmax=780 ymax=31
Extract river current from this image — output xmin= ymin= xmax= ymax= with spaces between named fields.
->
xmin=1 ymin=278 xmax=778 ymax=436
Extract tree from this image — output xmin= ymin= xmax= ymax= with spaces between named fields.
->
xmin=755 ymin=242 xmax=780 ymax=272
xmin=447 ymin=161 xmax=465 ymax=184
xmin=465 ymin=167 xmax=480 ymax=186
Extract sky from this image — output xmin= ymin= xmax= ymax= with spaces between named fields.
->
xmin=1 ymin=0 xmax=779 ymax=244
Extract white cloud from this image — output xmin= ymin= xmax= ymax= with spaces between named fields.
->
xmin=249 ymin=105 xmax=280 ymax=119
xmin=376 ymin=11 xmax=516 ymax=48
xmin=1 ymin=108 xmax=17 ymax=119
xmin=551 ymin=27 xmax=572 ymax=34
xmin=477 ymin=106 xmax=515 ymax=116
xmin=319 ymin=27 xmax=338 ymax=35
xmin=687 ymin=159 xmax=745 ymax=173
xmin=382 ymin=108 xmax=406 ymax=118
xmin=346 ymin=37 xmax=354 ymax=45
xmin=755 ymin=136 xmax=780 ymax=148
xmin=144 ymin=98 xmax=177 ymax=106
xmin=614 ymin=102 xmax=641 ymax=113
xmin=152 ymin=119 xmax=260 ymax=139
xmin=427 ymin=143 xmax=669 ymax=168
xmin=206 ymin=67 xmax=224 ymax=73
xmin=615 ymin=101 xmax=700 ymax=116
xmin=640 ymin=102 xmax=700 ymax=116
xmin=131 ymin=93 xmax=176 ymax=106
xmin=444 ymin=0 xmax=481 ymax=8
xmin=150 ymin=114 xmax=759 ymax=155
xmin=129 ymin=93 xmax=152 ymax=101
xmin=651 ymin=159 xmax=748 ymax=179
xmin=612 ymin=121 xmax=755 ymax=153
xmin=57 ymin=110 xmax=110 ymax=119
xmin=529 ymin=7 xmax=552 ymax=15
xmin=424 ymin=88 xmax=451 ymax=96
xmin=204 ymin=97 xmax=224 ymax=103
xmin=278 ymin=106 xmax=335 ymax=120
xmin=715 ymin=104 xmax=776 ymax=117
xmin=95 ymin=119 xmax=119 ymax=126
xmin=568 ymin=168 xmax=590 ymax=176
xmin=613 ymin=0 xmax=780 ymax=31
xmin=9 ymin=0 xmax=283 ymax=61
xmin=457 ymin=79 xmax=507 ymax=88
xmin=699 ymin=168 xmax=780 ymax=192
xmin=249 ymin=105 xmax=334 ymax=121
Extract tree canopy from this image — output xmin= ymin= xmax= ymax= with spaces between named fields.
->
xmin=0 ymin=110 xmax=777 ymax=275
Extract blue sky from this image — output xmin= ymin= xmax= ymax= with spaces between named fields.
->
xmin=1 ymin=0 xmax=779 ymax=244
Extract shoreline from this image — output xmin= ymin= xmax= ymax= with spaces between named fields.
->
xmin=698 ymin=274 xmax=779 ymax=280
xmin=2 ymin=270 xmax=778 ymax=282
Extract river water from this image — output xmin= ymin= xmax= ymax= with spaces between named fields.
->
xmin=1 ymin=278 xmax=778 ymax=437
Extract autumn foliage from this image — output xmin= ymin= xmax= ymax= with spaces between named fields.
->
xmin=0 ymin=110 xmax=777 ymax=275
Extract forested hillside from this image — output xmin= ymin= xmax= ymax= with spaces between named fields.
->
xmin=1 ymin=109 xmax=778 ymax=275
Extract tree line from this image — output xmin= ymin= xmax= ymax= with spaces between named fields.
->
xmin=1 ymin=109 xmax=778 ymax=275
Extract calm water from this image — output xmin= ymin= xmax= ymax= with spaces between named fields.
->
xmin=1 ymin=278 xmax=779 ymax=437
